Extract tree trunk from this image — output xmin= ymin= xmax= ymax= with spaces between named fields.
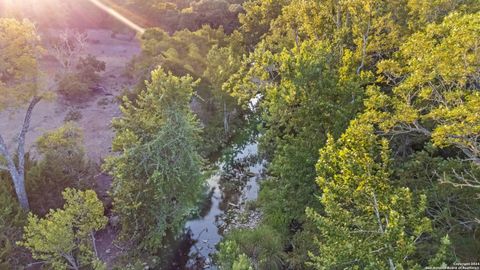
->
xmin=62 ymin=253 xmax=79 ymax=270
xmin=0 ymin=143 xmax=30 ymax=209
xmin=0 ymin=96 xmax=41 ymax=210
xmin=12 ymin=172 xmax=29 ymax=210
xmin=223 ymin=100 xmax=229 ymax=137
xmin=356 ymin=14 xmax=371 ymax=75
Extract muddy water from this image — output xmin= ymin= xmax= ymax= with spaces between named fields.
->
xmin=177 ymin=141 xmax=265 ymax=269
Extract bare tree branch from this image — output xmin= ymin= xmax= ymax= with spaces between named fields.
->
xmin=438 ymin=169 xmax=480 ymax=189
xmin=356 ymin=10 xmax=372 ymax=75
xmin=51 ymin=30 xmax=88 ymax=73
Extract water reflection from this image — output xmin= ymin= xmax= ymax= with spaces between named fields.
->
xmin=176 ymin=141 xmax=264 ymax=269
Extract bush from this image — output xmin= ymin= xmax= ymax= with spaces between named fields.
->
xmin=57 ymin=73 xmax=90 ymax=102
xmin=64 ymin=109 xmax=83 ymax=122
xmin=27 ymin=123 xmax=95 ymax=215
xmin=76 ymin=55 xmax=106 ymax=84
xmin=217 ymin=226 xmax=284 ymax=270
xmin=0 ymin=175 xmax=27 ymax=269
xmin=97 ymin=97 xmax=110 ymax=107
xmin=57 ymin=55 xmax=106 ymax=102
xmin=20 ymin=189 xmax=107 ymax=270
xmin=116 ymin=88 xmax=138 ymax=105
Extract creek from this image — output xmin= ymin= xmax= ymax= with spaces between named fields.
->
xmin=172 ymin=139 xmax=265 ymax=269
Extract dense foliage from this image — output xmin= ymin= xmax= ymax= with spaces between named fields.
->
xmin=27 ymin=123 xmax=95 ymax=215
xmin=112 ymin=0 xmax=245 ymax=33
xmin=306 ymin=122 xmax=438 ymax=268
xmin=0 ymin=18 xmax=41 ymax=110
xmin=0 ymin=178 xmax=26 ymax=269
xmin=0 ymin=17 xmax=45 ymax=210
xmin=129 ymin=25 xmax=245 ymax=156
xmin=216 ymin=0 xmax=480 ymax=268
xmin=1 ymin=0 xmax=480 ymax=268
xmin=105 ymin=68 xmax=204 ymax=255
xmin=20 ymin=188 xmax=107 ymax=270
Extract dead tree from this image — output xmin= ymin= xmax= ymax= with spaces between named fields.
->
xmin=51 ymin=30 xmax=88 ymax=73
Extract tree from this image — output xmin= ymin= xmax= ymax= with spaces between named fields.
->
xmin=363 ymin=12 xmax=480 ymax=164
xmin=241 ymin=40 xmax=363 ymax=238
xmin=407 ymin=0 xmax=480 ymax=30
xmin=50 ymin=29 xmax=88 ymax=74
xmin=352 ymin=5 xmax=480 ymax=261
xmin=306 ymin=121 xmax=440 ymax=269
xmin=76 ymin=55 xmax=106 ymax=85
xmin=236 ymin=0 xmax=289 ymax=51
xmin=133 ymin=25 xmax=227 ymax=82
xmin=222 ymin=7 xmax=368 ymax=263
xmin=19 ymin=188 xmax=107 ymax=270
xmin=0 ymin=18 xmax=43 ymax=210
xmin=111 ymin=0 xmax=244 ymax=33
xmin=395 ymin=144 xmax=480 ymax=259
xmin=128 ymin=25 xmax=238 ymax=157
xmin=204 ymin=45 xmax=242 ymax=140
xmin=104 ymin=67 xmax=204 ymax=252
xmin=217 ymin=0 xmax=480 ymax=265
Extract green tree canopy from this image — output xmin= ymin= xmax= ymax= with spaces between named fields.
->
xmin=363 ymin=12 xmax=480 ymax=164
xmin=307 ymin=121 xmax=436 ymax=269
xmin=0 ymin=17 xmax=45 ymax=210
xmin=20 ymin=188 xmax=107 ymax=270
xmin=105 ymin=67 xmax=204 ymax=252
xmin=0 ymin=18 xmax=42 ymax=110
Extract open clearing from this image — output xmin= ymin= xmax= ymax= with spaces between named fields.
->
xmin=0 ymin=28 xmax=140 ymax=163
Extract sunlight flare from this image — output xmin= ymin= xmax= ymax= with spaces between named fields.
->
xmin=86 ymin=0 xmax=145 ymax=34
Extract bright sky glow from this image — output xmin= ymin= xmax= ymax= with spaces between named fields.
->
xmin=0 ymin=0 xmax=146 ymax=34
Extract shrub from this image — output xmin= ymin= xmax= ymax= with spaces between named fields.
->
xmin=64 ymin=109 xmax=83 ymax=122
xmin=20 ymin=189 xmax=107 ymax=270
xmin=217 ymin=226 xmax=284 ymax=269
xmin=76 ymin=55 xmax=106 ymax=84
xmin=57 ymin=73 xmax=90 ymax=102
xmin=0 ymin=177 xmax=27 ymax=269
xmin=57 ymin=55 xmax=106 ymax=102
xmin=27 ymin=123 xmax=95 ymax=215
xmin=97 ymin=97 xmax=110 ymax=107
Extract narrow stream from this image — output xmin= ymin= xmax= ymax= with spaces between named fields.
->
xmin=175 ymin=140 xmax=265 ymax=269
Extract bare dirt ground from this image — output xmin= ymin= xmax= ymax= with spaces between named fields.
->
xmin=0 ymin=28 xmax=140 ymax=163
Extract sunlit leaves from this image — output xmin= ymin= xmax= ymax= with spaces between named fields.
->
xmin=0 ymin=18 xmax=42 ymax=110
xmin=307 ymin=122 xmax=433 ymax=269
xmin=366 ymin=12 xmax=480 ymax=162
xmin=19 ymin=189 xmax=107 ymax=270
xmin=430 ymin=92 xmax=480 ymax=153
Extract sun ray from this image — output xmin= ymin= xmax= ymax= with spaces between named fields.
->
xmin=86 ymin=0 xmax=146 ymax=34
